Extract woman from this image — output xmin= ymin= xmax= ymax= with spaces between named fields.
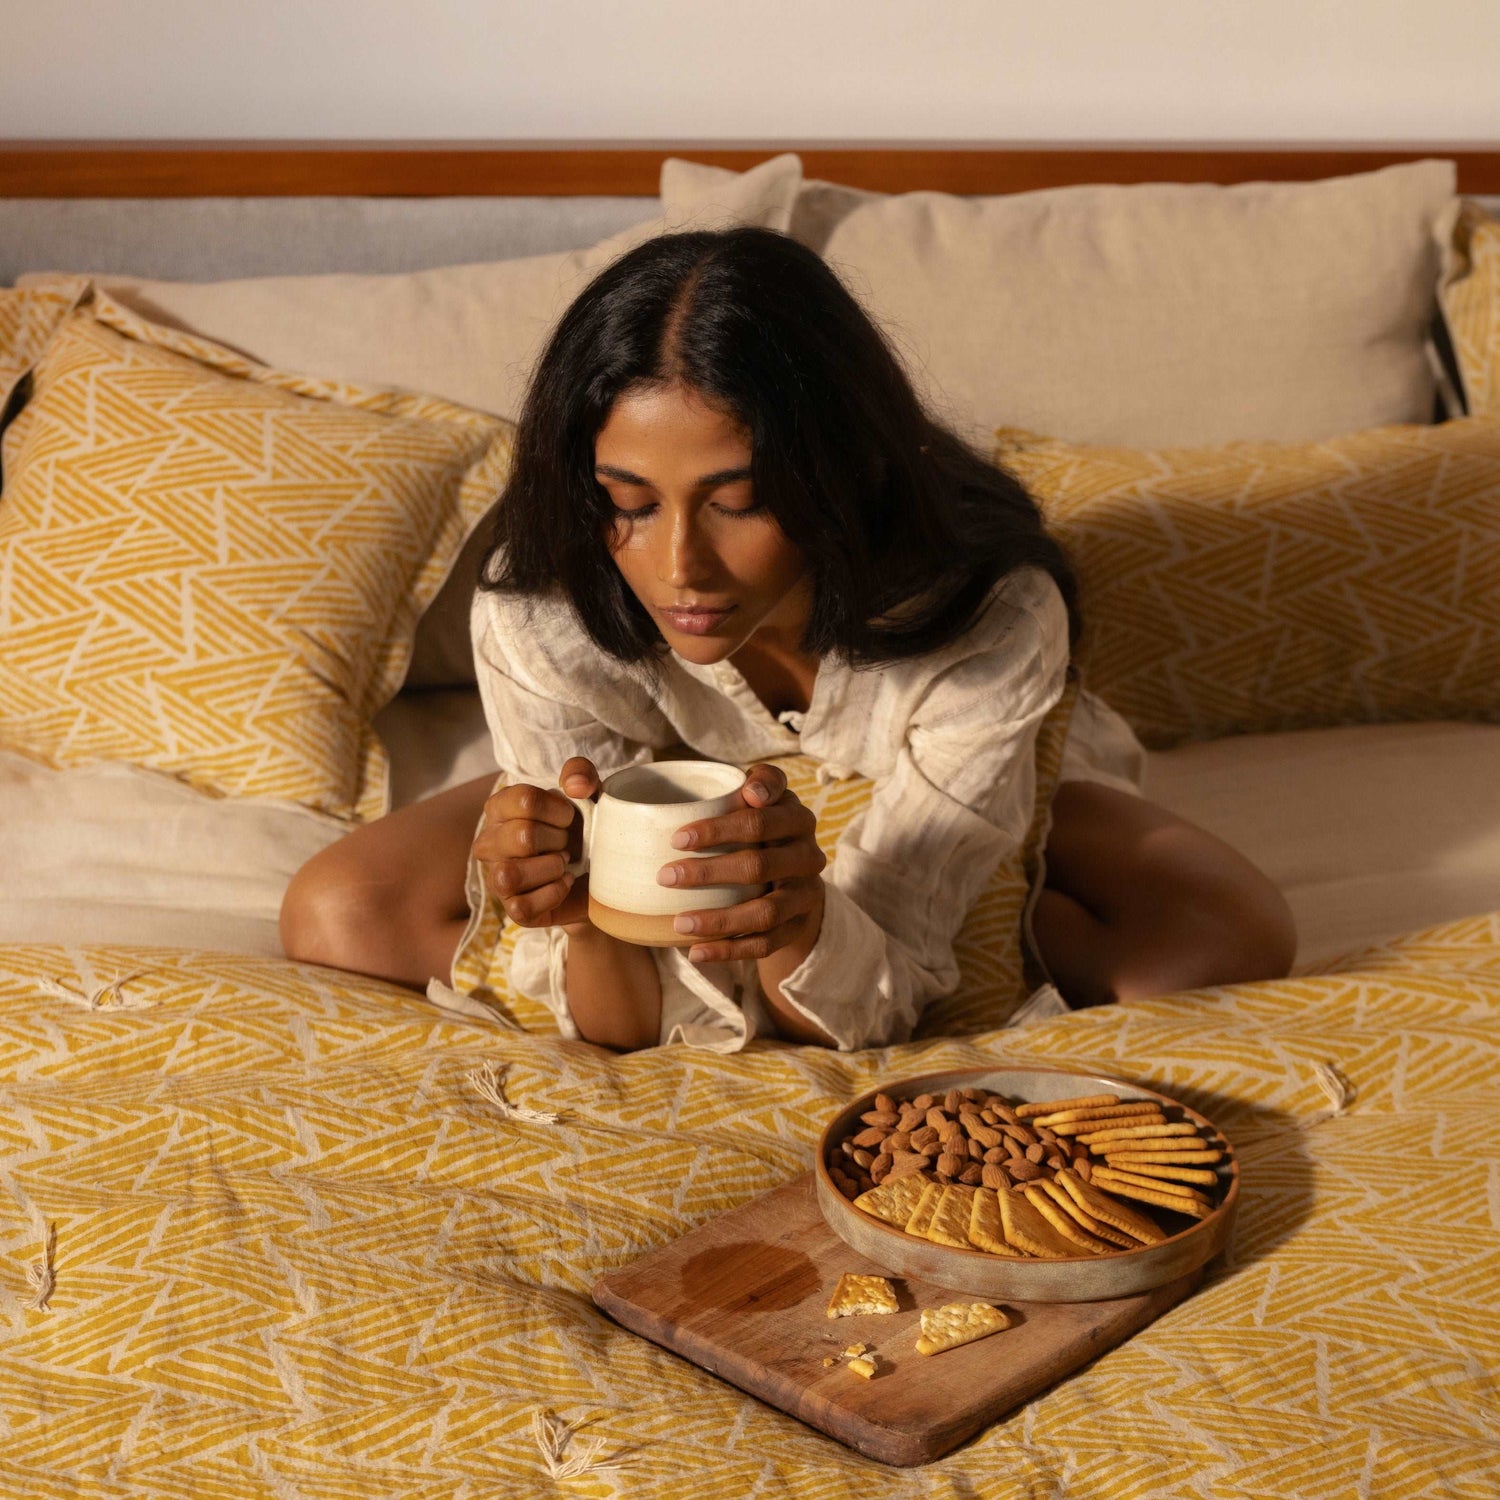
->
xmin=281 ymin=228 xmax=1295 ymax=1051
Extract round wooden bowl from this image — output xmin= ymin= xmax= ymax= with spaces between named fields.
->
xmin=817 ymin=1066 xmax=1238 ymax=1303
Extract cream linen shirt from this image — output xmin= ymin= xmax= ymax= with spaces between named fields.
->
xmin=469 ymin=565 xmax=1143 ymax=1053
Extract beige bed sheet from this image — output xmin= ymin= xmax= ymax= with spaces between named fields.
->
xmin=7 ymin=696 xmax=1499 ymax=974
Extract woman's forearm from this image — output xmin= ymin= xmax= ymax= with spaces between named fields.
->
xmin=755 ymin=882 xmax=836 ymax=1045
xmin=562 ymin=922 xmax=663 ymax=1050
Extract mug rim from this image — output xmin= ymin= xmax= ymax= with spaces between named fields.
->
xmin=600 ymin=759 xmax=747 ymax=808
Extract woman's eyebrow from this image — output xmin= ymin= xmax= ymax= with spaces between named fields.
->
xmin=594 ymin=463 xmax=753 ymax=487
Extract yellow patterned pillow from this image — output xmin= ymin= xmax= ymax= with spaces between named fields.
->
xmin=998 ymin=419 xmax=1500 ymax=748
xmin=450 ymin=680 xmax=1078 ymax=1043
xmin=0 ymin=290 xmax=514 ymax=820
xmin=0 ymin=278 xmax=88 ymax=411
xmin=1440 ymin=200 xmax=1500 ymax=418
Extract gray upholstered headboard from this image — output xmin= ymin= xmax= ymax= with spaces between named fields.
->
xmin=0 ymin=196 xmax=657 ymax=284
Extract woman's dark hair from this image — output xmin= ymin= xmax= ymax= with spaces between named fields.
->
xmin=480 ymin=226 xmax=1078 ymax=666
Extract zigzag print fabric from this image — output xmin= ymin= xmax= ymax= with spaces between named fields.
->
xmin=998 ymin=418 xmax=1500 ymax=747
xmin=0 ymin=913 xmax=1496 ymax=1495
xmin=0 ymin=280 xmax=88 ymax=411
xmin=0 ymin=291 xmax=514 ymax=820
xmin=450 ymin=678 xmax=1079 ymax=1043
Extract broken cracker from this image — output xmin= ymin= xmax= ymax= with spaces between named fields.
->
xmin=852 ymin=1174 xmax=929 ymax=1230
xmin=915 ymin=1301 xmax=1011 ymax=1355
xmin=924 ymin=1184 xmax=977 ymax=1248
xmin=825 ymin=1272 xmax=900 ymax=1319
xmin=847 ymin=1355 xmax=877 ymax=1379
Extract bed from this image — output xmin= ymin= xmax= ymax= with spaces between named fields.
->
xmin=1 ymin=141 xmax=1498 ymax=1497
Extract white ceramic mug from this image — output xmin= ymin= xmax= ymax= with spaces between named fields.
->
xmin=564 ymin=760 xmax=766 ymax=947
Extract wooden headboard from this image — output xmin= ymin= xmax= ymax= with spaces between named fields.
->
xmin=2 ymin=141 xmax=1498 ymax=197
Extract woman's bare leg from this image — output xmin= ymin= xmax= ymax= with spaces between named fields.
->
xmin=1032 ymin=781 xmax=1297 ymax=1008
xmin=279 ymin=773 xmax=496 ymax=990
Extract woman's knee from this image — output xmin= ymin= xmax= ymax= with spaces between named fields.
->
xmin=1044 ymin=781 xmax=1297 ymax=1002
xmin=279 ymin=844 xmax=401 ymax=973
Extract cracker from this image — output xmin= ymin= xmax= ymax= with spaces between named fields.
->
xmin=925 ymin=1184 xmax=978 ymax=1248
xmin=1055 ymin=1167 xmax=1168 ymax=1244
xmin=915 ymin=1301 xmax=1011 ymax=1355
xmin=1076 ymin=1122 xmax=1199 ymax=1143
xmin=1032 ymin=1101 xmax=1161 ymax=1127
xmin=1022 ymin=1184 xmax=1113 ymax=1254
xmin=1102 ymin=1148 xmax=1223 ymax=1165
xmin=1094 ymin=1160 xmax=1219 ymax=1187
xmin=998 ymin=1184 xmax=1083 ymax=1257
xmin=969 ymin=1188 xmax=1028 ymax=1256
xmin=847 ymin=1355 xmax=877 ymax=1379
xmin=1093 ymin=1165 xmax=1214 ymax=1203
xmin=1051 ymin=1112 xmax=1168 ymax=1136
xmin=825 ymin=1272 xmax=900 ymax=1318
xmin=1014 ymin=1094 xmax=1118 ymax=1119
xmin=905 ymin=1181 xmax=942 ymax=1238
xmin=1088 ymin=1175 xmax=1212 ymax=1217
xmin=852 ymin=1175 xmax=929 ymax=1229
xmin=1035 ymin=1177 xmax=1140 ymax=1248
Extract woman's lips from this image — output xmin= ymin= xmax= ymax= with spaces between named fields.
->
xmin=659 ymin=604 xmax=736 ymax=636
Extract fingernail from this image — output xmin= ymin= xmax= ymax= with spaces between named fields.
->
xmin=657 ymin=864 xmax=681 ymax=887
xmin=688 ymin=946 xmax=709 ymax=964
xmin=564 ymin=776 xmax=589 ymax=793
xmin=671 ymin=831 xmax=695 ymax=849
xmin=674 ymin=914 xmax=698 ymax=935
xmin=749 ymin=782 xmax=769 ymax=803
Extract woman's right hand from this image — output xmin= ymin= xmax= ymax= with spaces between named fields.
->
xmin=472 ymin=756 xmax=600 ymax=929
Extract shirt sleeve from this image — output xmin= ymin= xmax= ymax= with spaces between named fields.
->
xmin=468 ymin=589 xmax=753 ymax=1045
xmin=773 ymin=570 xmax=1072 ymax=1050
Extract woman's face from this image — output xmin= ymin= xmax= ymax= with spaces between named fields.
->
xmin=594 ymin=381 xmax=810 ymax=665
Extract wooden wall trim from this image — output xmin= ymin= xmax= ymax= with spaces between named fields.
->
xmin=1 ymin=141 xmax=1498 ymax=198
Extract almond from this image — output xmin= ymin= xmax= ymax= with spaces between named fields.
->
xmin=943 ymin=1089 xmax=964 ymax=1113
xmin=912 ymin=1093 xmax=937 ymax=1111
xmin=981 ymin=1163 xmax=1011 ymax=1190
xmin=909 ymin=1126 xmax=940 ymax=1151
xmin=1009 ymin=1158 xmax=1043 ymax=1182
xmin=983 ymin=1146 xmax=1006 ymax=1164
xmin=936 ymin=1151 xmax=965 ymax=1178
xmin=1025 ymin=1143 xmax=1045 ymax=1164
xmin=851 ymin=1126 xmax=888 ymax=1149
xmin=874 ymin=1092 xmax=896 ymax=1114
xmin=887 ymin=1150 xmax=929 ymax=1181
xmin=959 ymin=1162 xmax=985 ymax=1186
xmin=964 ymin=1122 xmax=1003 ymax=1149
xmin=861 ymin=1110 xmax=899 ymax=1128
xmin=926 ymin=1107 xmax=951 ymax=1131
xmin=887 ymin=1130 xmax=912 ymax=1152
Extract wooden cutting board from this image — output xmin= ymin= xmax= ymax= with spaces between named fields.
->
xmin=592 ymin=1172 xmax=1202 ymax=1467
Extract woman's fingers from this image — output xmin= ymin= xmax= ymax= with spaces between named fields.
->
xmin=499 ymin=871 xmax=581 ymax=926
xmin=484 ymin=782 xmax=578 ymax=832
xmin=559 ymin=756 xmax=601 ymax=800
xmin=473 ymin=813 xmax=570 ymax=862
xmin=675 ymin=877 xmax=824 ymax=963
xmin=482 ymin=850 xmax=570 ymax=900
xmin=739 ymin=761 xmax=787 ymax=809
xmin=671 ymin=788 xmax=816 ymax=852
xmin=657 ymin=837 xmax=824 ymax=890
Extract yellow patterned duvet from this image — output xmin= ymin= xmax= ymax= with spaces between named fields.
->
xmin=2 ymin=921 xmax=1498 ymax=1497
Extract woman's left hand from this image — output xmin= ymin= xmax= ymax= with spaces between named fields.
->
xmin=656 ymin=762 xmax=826 ymax=964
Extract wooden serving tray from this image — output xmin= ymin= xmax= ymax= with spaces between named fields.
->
xmin=592 ymin=1172 xmax=1202 ymax=1467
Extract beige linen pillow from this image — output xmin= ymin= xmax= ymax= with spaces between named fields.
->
xmin=1439 ymin=200 xmax=1500 ymax=418
xmin=808 ymin=161 xmax=1456 ymax=449
xmin=0 ymin=290 xmax=514 ymax=821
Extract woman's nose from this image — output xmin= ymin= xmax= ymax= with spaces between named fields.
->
xmin=659 ymin=511 xmax=713 ymax=587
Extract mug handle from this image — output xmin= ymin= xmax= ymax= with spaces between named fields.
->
xmin=561 ymin=791 xmax=593 ymax=878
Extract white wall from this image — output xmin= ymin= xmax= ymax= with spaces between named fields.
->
xmin=3 ymin=0 xmax=1497 ymax=142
